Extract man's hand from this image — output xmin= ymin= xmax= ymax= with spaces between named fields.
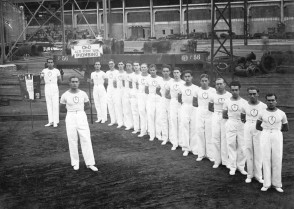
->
xmin=178 ymin=93 xmax=182 ymax=104
xmin=156 ymin=87 xmax=161 ymax=96
xmin=113 ymin=80 xmax=117 ymax=88
xmin=136 ymin=82 xmax=139 ymax=90
xmin=60 ymin=104 xmax=67 ymax=113
xmin=145 ymin=86 xmax=149 ymax=94
xmin=193 ymin=97 xmax=198 ymax=107
xmin=208 ymin=102 xmax=214 ymax=112
xmin=223 ymin=110 xmax=228 ymax=119
xmin=241 ymin=113 xmax=246 ymax=123
xmin=256 ymin=120 xmax=263 ymax=131
xmin=122 ymin=80 xmax=125 ymax=87
xmin=165 ymin=90 xmax=171 ymax=99
xmin=130 ymin=81 xmax=133 ymax=89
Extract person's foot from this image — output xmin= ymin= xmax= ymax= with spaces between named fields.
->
xmin=108 ymin=123 xmax=115 ymax=126
xmin=45 ymin=123 xmax=53 ymax=127
xmin=212 ymin=163 xmax=220 ymax=169
xmin=196 ymin=157 xmax=203 ymax=162
xmin=171 ymin=146 xmax=177 ymax=151
xmin=245 ymin=178 xmax=252 ymax=183
xmin=255 ymin=178 xmax=264 ymax=184
xmin=53 ymin=123 xmax=58 ymax=128
xmin=275 ymin=187 xmax=284 ymax=193
xmin=138 ymin=133 xmax=146 ymax=137
xmin=238 ymin=169 xmax=248 ymax=175
xmin=125 ymin=127 xmax=132 ymax=131
xmin=117 ymin=125 xmax=123 ymax=129
xmin=208 ymin=157 xmax=215 ymax=162
xmin=95 ymin=119 xmax=102 ymax=123
xmin=183 ymin=151 xmax=189 ymax=156
xmin=73 ymin=165 xmax=79 ymax=171
xmin=132 ymin=130 xmax=139 ymax=134
xmin=261 ymin=187 xmax=268 ymax=192
xmin=87 ymin=165 xmax=98 ymax=172
xmin=161 ymin=140 xmax=167 ymax=145
xmin=229 ymin=169 xmax=236 ymax=176
xmin=149 ymin=137 xmax=154 ymax=141
xmin=101 ymin=120 xmax=106 ymax=124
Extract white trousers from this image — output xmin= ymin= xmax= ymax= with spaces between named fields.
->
xmin=65 ymin=111 xmax=95 ymax=166
xmin=212 ymin=112 xmax=228 ymax=166
xmin=260 ymin=129 xmax=283 ymax=188
xmin=130 ymin=92 xmax=140 ymax=132
xmin=161 ymin=98 xmax=171 ymax=142
xmin=123 ymin=89 xmax=133 ymax=129
xmin=107 ymin=88 xmax=116 ymax=124
xmin=138 ymin=93 xmax=148 ymax=135
xmin=180 ymin=104 xmax=197 ymax=152
xmin=114 ymin=88 xmax=124 ymax=126
xmin=196 ymin=108 xmax=213 ymax=159
xmin=244 ymin=121 xmax=263 ymax=180
xmin=93 ymin=85 xmax=107 ymax=121
xmin=147 ymin=94 xmax=162 ymax=139
xmin=45 ymin=84 xmax=59 ymax=124
xmin=225 ymin=119 xmax=246 ymax=171
xmin=169 ymin=99 xmax=181 ymax=147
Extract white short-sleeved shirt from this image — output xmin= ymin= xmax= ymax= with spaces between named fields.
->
xmin=137 ymin=74 xmax=150 ymax=93
xmin=91 ymin=71 xmax=106 ymax=86
xmin=114 ymin=71 xmax=126 ymax=89
xmin=106 ymin=69 xmax=118 ymax=90
xmin=42 ymin=68 xmax=60 ymax=85
xmin=146 ymin=76 xmax=163 ymax=94
xmin=124 ymin=72 xmax=134 ymax=90
xmin=258 ymin=108 xmax=288 ymax=130
xmin=196 ymin=87 xmax=216 ymax=109
xmin=223 ymin=97 xmax=246 ymax=120
xmin=241 ymin=101 xmax=267 ymax=121
xmin=210 ymin=91 xmax=232 ymax=112
xmin=60 ymin=90 xmax=89 ymax=112
xmin=160 ymin=78 xmax=173 ymax=97
xmin=179 ymin=84 xmax=199 ymax=105
xmin=166 ymin=79 xmax=185 ymax=99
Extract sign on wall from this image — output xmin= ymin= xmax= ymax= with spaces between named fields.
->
xmin=71 ymin=44 xmax=103 ymax=58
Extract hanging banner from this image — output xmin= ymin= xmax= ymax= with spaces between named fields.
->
xmin=71 ymin=44 xmax=103 ymax=58
xmin=18 ymin=74 xmax=41 ymax=100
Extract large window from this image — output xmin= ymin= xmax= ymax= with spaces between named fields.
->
xmin=251 ymin=6 xmax=279 ymax=18
xmin=285 ymin=5 xmax=294 ymax=17
xmin=184 ymin=9 xmax=210 ymax=21
xmin=77 ymin=14 xmax=97 ymax=24
xmin=127 ymin=12 xmax=150 ymax=23
xmin=101 ymin=13 xmax=123 ymax=23
xmin=155 ymin=11 xmax=180 ymax=22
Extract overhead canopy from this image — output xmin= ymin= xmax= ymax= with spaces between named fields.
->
xmin=10 ymin=0 xmax=105 ymax=3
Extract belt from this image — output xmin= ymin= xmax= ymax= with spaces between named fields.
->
xmin=214 ymin=111 xmax=223 ymax=114
xmin=263 ymin=128 xmax=280 ymax=131
xmin=246 ymin=119 xmax=257 ymax=123
xmin=67 ymin=110 xmax=84 ymax=114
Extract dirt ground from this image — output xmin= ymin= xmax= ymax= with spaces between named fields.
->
xmin=0 ymin=119 xmax=293 ymax=209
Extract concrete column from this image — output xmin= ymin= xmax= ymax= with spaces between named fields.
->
xmin=180 ymin=0 xmax=184 ymax=34
xmin=72 ymin=2 xmax=74 ymax=29
xmin=0 ymin=0 xmax=4 ymax=64
xmin=103 ymin=0 xmax=108 ymax=39
xmin=108 ymin=0 xmax=112 ymax=38
xmin=281 ymin=0 xmax=284 ymax=23
xmin=122 ymin=0 xmax=126 ymax=40
xmin=150 ymin=0 xmax=154 ymax=37
xmin=97 ymin=1 xmax=100 ymax=32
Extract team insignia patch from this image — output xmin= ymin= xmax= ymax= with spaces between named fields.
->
xmin=268 ymin=116 xmax=276 ymax=125
xmin=250 ymin=109 xmax=258 ymax=117
xmin=152 ymin=81 xmax=157 ymax=86
xmin=48 ymin=71 xmax=52 ymax=77
xmin=202 ymin=92 xmax=208 ymax=99
xmin=173 ymin=84 xmax=179 ymax=90
xmin=73 ymin=96 xmax=79 ymax=104
xmin=185 ymin=89 xmax=191 ymax=96
xmin=141 ymin=79 xmax=145 ymax=84
xmin=231 ymin=104 xmax=239 ymax=112
xmin=218 ymin=98 xmax=225 ymax=103
xmin=109 ymin=74 xmax=113 ymax=79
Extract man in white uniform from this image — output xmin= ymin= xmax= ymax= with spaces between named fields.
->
xmin=257 ymin=93 xmax=288 ymax=193
xmin=89 ymin=61 xmax=107 ymax=123
xmin=241 ymin=86 xmax=266 ymax=184
xmin=41 ymin=58 xmax=61 ymax=127
xmin=178 ymin=70 xmax=198 ymax=156
xmin=223 ymin=81 xmax=247 ymax=176
xmin=60 ymin=76 xmax=98 ymax=172
xmin=209 ymin=78 xmax=231 ymax=168
xmin=137 ymin=63 xmax=150 ymax=137
xmin=166 ymin=67 xmax=184 ymax=150
xmin=106 ymin=60 xmax=118 ymax=126
xmin=130 ymin=62 xmax=141 ymax=134
xmin=160 ymin=64 xmax=173 ymax=145
xmin=195 ymin=74 xmax=216 ymax=162
xmin=113 ymin=61 xmax=126 ymax=128
xmin=145 ymin=64 xmax=163 ymax=141
xmin=122 ymin=61 xmax=134 ymax=130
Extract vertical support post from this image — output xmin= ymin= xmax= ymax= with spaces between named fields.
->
xmin=72 ymin=2 xmax=74 ymax=29
xmin=61 ymin=0 xmax=66 ymax=55
xmin=122 ymin=0 xmax=126 ymax=40
xmin=210 ymin=0 xmax=215 ymax=75
xmin=228 ymin=0 xmax=233 ymax=72
xmin=96 ymin=1 xmax=100 ymax=33
xmin=87 ymin=58 xmax=93 ymax=124
xmin=103 ymin=0 xmax=108 ymax=39
xmin=244 ymin=0 xmax=248 ymax=45
xmin=180 ymin=0 xmax=183 ymax=34
xmin=108 ymin=0 xmax=112 ymax=38
xmin=186 ymin=0 xmax=189 ymax=37
xmin=0 ymin=0 xmax=5 ymax=64
xmin=150 ymin=0 xmax=154 ymax=37
xmin=281 ymin=0 xmax=284 ymax=23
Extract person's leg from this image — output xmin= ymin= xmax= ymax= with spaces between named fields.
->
xmin=169 ymin=99 xmax=179 ymax=148
xmin=253 ymin=129 xmax=263 ymax=181
xmin=261 ymin=131 xmax=272 ymax=189
xmin=130 ymin=93 xmax=140 ymax=133
xmin=93 ymin=87 xmax=100 ymax=121
xmin=161 ymin=98 xmax=169 ymax=142
xmin=65 ymin=114 xmax=79 ymax=166
xmin=180 ymin=105 xmax=190 ymax=152
xmin=196 ymin=111 xmax=206 ymax=159
xmin=271 ymin=131 xmax=283 ymax=189
xmin=147 ymin=95 xmax=156 ymax=140
xmin=45 ymin=94 xmax=53 ymax=124
xmin=220 ymin=118 xmax=228 ymax=166
xmin=244 ymin=122 xmax=254 ymax=179
xmin=99 ymin=86 xmax=108 ymax=122
xmin=52 ymin=92 xmax=59 ymax=125
xmin=190 ymin=107 xmax=198 ymax=155
xmin=114 ymin=89 xmax=124 ymax=127
xmin=155 ymin=96 xmax=162 ymax=140
xmin=236 ymin=122 xmax=246 ymax=171
xmin=226 ymin=121 xmax=237 ymax=173
xmin=205 ymin=114 xmax=213 ymax=160
xmin=107 ymin=89 xmax=116 ymax=124
xmin=138 ymin=93 xmax=147 ymax=136
xmin=211 ymin=113 xmax=221 ymax=166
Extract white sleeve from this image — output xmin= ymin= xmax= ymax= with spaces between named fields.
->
xmin=60 ymin=93 xmax=66 ymax=104
xmin=83 ymin=92 xmax=89 ymax=103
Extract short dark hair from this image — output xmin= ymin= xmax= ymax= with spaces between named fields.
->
xmin=247 ymin=86 xmax=259 ymax=93
xmin=118 ymin=61 xmax=125 ymax=65
xmin=149 ymin=64 xmax=156 ymax=69
xmin=47 ymin=58 xmax=53 ymax=62
xmin=173 ymin=67 xmax=181 ymax=73
xmin=94 ymin=61 xmax=101 ymax=65
xmin=183 ymin=70 xmax=193 ymax=76
xmin=229 ymin=80 xmax=241 ymax=89
xmin=125 ymin=60 xmax=132 ymax=65
xmin=141 ymin=63 xmax=148 ymax=67
xmin=108 ymin=59 xmax=115 ymax=63
xmin=133 ymin=61 xmax=140 ymax=65
xmin=265 ymin=93 xmax=277 ymax=100
xmin=200 ymin=74 xmax=210 ymax=80
xmin=162 ymin=64 xmax=171 ymax=71
xmin=69 ymin=76 xmax=79 ymax=82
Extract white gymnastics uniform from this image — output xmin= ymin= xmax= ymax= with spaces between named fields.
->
xmin=258 ymin=108 xmax=288 ymax=189
xmin=123 ymin=72 xmax=134 ymax=129
xmin=106 ymin=69 xmax=118 ymax=124
xmin=223 ymin=97 xmax=246 ymax=171
xmin=137 ymin=74 xmax=150 ymax=135
xmin=91 ymin=70 xmax=107 ymax=122
xmin=114 ymin=71 xmax=126 ymax=127
xmin=210 ymin=91 xmax=232 ymax=166
xmin=60 ymin=90 xmax=96 ymax=167
xmin=146 ymin=76 xmax=163 ymax=140
xmin=130 ymin=72 xmax=141 ymax=133
xmin=241 ymin=101 xmax=267 ymax=180
xmin=160 ymin=78 xmax=173 ymax=142
xmin=179 ymin=84 xmax=199 ymax=153
xmin=167 ymin=79 xmax=184 ymax=148
xmin=195 ymin=87 xmax=216 ymax=159
xmin=42 ymin=68 xmax=60 ymax=125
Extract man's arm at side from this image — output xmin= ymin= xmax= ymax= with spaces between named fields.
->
xmin=256 ymin=120 xmax=263 ymax=131
xmin=84 ymin=101 xmax=90 ymax=111
xmin=60 ymin=103 xmax=67 ymax=113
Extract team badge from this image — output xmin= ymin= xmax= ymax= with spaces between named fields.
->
xmin=173 ymin=84 xmax=179 ymax=90
xmin=73 ymin=96 xmax=79 ymax=104
xmin=202 ymin=92 xmax=208 ymax=99
xmin=231 ymin=104 xmax=239 ymax=112
xmin=250 ymin=109 xmax=258 ymax=117
xmin=185 ymin=89 xmax=191 ymax=96
xmin=152 ymin=81 xmax=157 ymax=86
xmin=109 ymin=74 xmax=113 ymax=79
xmin=48 ymin=71 xmax=52 ymax=77
xmin=268 ymin=116 xmax=276 ymax=125
xmin=218 ymin=98 xmax=225 ymax=103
